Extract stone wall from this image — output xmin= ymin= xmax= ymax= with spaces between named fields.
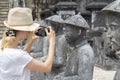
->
xmin=0 ymin=0 xmax=9 ymax=39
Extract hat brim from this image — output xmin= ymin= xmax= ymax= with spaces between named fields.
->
xmin=4 ymin=20 xmax=40 ymax=31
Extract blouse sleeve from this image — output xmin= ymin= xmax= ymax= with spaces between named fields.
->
xmin=12 ymin=51 xmax=33 ymax=76
xmin=16 ymin=52 xmax=33 ymax=66
xmin=0 ymin=39 xmax=2 ymax=49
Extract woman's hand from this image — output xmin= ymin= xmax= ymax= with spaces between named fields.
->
xmin=25 ymin=26 xmax=56 ymax=72
xmin=45 ymin=26 xmax=55 ymax=44
xmin=23 ymin=27 xmax=42 ymax=53
xmin=32 ymin=27 xmax=43 ymax=41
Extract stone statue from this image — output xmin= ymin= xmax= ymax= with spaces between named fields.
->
xmin=102 ymin=0 xmax=120 ymax=80
xmin=43 ymin=18 xmax=69 ymax=80
xmin=30 ymin=16 xmax=69 ymax=80
xmin=53 ymin=14 xmax=95 ymax=80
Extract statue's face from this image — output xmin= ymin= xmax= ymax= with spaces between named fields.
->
xmin=106 ymin=24 xmax=120 ymax=50
xmin=63 ymin=24 xmax=81 ymax=44
xmin=106 ymin=15 xmax=120 ymax=50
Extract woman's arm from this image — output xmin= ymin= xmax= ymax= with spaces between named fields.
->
xmin=23 ymin=36 xmax=35 ymax=53
xmin=23 ymin=29 xmax=41 ymax=53
xmin=25 ymin=41 xmax=55 ymax=72
xmin=25 ymin=26 xmax=55 ymax=72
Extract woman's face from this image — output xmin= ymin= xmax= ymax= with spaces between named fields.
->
xmin=17 ymin=31 xmax=28 ymax=40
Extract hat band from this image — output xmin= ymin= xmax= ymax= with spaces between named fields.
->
xmin=6 ymin=21 xmax=34 ymax=26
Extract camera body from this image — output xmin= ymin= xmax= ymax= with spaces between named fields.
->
xmin=35 ymin=27 xmax=49 ymax=37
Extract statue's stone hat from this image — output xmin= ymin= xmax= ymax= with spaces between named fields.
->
xmin=102 ymin=0 xmax=120 ymax=13
xmin=46 ymin=15 xmax=64 ymax=24
xmin=38 ymin=20 xmax=48 ymax=27
xmin=64 ymin=14 xmax=90 ymax=29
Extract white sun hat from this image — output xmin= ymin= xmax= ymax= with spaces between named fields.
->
xmin=4 ymin=7 xmax=40 ymax=31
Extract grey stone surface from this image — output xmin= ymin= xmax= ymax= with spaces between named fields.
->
xmin=46 ymin=15 xmax=64 ymax=24
xmin=102 ymin=0 xmax=120 ymax=13
xmin=86 ymin=1 xmax=120 ymax=80
xmin=64 ymin=14 xmax=90 ymax=29
xmin=103 ymin=13 xmax=120 ymax=80
xmin=52 ymin=12 xmax=95 ymax=80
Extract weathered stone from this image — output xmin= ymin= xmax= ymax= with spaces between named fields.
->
xmin=102 ymin=0 xmax=120 ymax=14
xmin=46 ymin=15 xmax=64 ymax=24
xmin=64 ymin=14 xmax=90 ymax=29
xmin=102 ymin=0 xmax=120 ymax=79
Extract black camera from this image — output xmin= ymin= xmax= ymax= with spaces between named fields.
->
xmin=35 ymin=28 xmax=50 ymax=37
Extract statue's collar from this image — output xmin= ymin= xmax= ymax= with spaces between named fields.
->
xmin=75 ymin=40 xmax=88 ymax=48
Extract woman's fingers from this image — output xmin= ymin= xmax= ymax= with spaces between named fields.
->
xmin=45 ymin=28 xmax=49 ymax=35
xmin=48 ymin=26 xmax=52 ymax=32
xmin=45 ymin=26 xmax=52 ymax=35
xmin=34 ymin=27 xmax=42 ymax=34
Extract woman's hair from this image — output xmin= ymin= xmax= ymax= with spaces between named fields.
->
xmin=1 ymin=29 xmax=17 ymax=50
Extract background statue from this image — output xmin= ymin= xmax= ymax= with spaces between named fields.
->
xmin=53 ymin=14 xmax=95 ymax=80
xmin=30 ymin=8 xmax=69 ymax=80
xmin=102 ymin=0 xmax=120 ymax=80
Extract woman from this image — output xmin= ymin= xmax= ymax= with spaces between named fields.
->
xmin=0 ymin=7 xmax=55 ymax=80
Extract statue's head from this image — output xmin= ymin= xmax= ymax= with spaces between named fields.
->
xmin=63 ymin=24 xmax=82 ymax=44
xmin=102 ymin=0 xmax=120 ymax=50
xmin=105 ymin=13 xmax=120 ymax=50
xmin=63 ymin=14 xmax=89 ymax=45
xmin=46 ymin=15 xmax=64 ymax=35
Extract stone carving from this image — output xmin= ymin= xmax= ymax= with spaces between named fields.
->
xmin=30 ymin=1 xmax=96 ymax=80
xmin=102 ymin=0 xmax=120 ymax=80
xmin=102 ymin=0 xmax=120 ymax=13
xmin=86 ymin=0 xmax=119 ymax=71
xmin=53 ymin=14 xmax=95 ymax=80
xmin=31 ymin=18 xmax=69 ymax=80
